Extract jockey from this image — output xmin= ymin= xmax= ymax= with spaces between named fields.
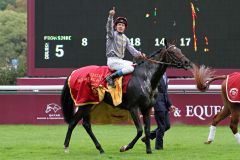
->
xmin=106 ymin=7 xmax=145 ymax=87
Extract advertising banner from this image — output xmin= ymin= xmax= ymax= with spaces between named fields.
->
xmin=0 ymin=93 xmax=229 ymax=125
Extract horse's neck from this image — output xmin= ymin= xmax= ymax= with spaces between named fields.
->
xmin=148 ymin=50 xmax=167 ymax=90
xmin=134 ymin=62 xmax=167 ymax=91
xmin=150 ymin=64 xmax=167 ymax=90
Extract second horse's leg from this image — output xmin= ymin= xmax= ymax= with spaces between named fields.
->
xmin=229 ymin=104 xmax=240 ymax=144
xmin=205 ymin=90 xmax=230 ymax=144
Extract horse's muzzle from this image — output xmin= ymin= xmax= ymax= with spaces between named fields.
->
xmin=181 ymin=61 xmax=193 ymax=70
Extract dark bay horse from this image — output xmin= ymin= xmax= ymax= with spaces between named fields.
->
xmin=192 ymin=65 xmax=240 ymax=144
xmin=61 ymin=40 xmax=192 ymax=154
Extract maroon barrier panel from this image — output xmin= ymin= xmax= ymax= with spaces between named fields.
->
xmin=0 ymin=94 xmax=63 ymax=124
xmin=0 ymin=93 xmax=229 ymax=125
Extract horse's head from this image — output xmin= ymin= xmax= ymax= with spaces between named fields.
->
xmin=159 ymin=39 xmax=192 ymax=70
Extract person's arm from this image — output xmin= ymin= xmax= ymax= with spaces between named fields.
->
xmin=165 ymin=92 xmax=172 ymax=109
xmin=126 ymin=38 xmax=143 ymax=58
xmin=163 ymin=74 xmax=172 ymax=109
xmin=106 ymin=7 xmax=115 ymax=39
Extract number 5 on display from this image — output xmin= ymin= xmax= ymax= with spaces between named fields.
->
xmin=55 ymin=45 xmax=64 ymax=57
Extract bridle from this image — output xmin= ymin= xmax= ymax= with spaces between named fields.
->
xmin=142 ymin=45 xmax=187 ymax=68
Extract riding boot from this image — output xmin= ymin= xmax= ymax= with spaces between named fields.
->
xmin=106 ymin=71 xmax=122 ymax=87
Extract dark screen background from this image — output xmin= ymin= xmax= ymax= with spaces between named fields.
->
xmin=34 ymin=0 xmax=240 ymax=69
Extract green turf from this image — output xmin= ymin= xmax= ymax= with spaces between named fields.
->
xmin=0 ymin=124 xmax=238 ymax=160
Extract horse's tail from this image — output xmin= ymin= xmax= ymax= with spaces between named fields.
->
xmin=61 ymin=77 xmax=74 ymax=124
xmin=191 ymin=64 xmax=226 ymax=92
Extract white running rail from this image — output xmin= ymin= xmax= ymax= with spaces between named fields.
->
xmin=0 ymin=85 xmax=221 ymax=91
xmin=0 ymin=85 xmax=63 ymax=91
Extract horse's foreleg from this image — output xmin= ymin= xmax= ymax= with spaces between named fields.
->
xmin=120 ymin=108 xmax=143 ymax=153
xmin=141 ymin=109 xmax=152 ymax=154
xmin=63 ymin=108 xmax=84 ymax=153
xmin=82 ymin=108 xmax=104 ymax=154
xmin=205 ymin=101 xmax=230 ymax=144
xmin=229 ymin=107 xmax=240 ymax=144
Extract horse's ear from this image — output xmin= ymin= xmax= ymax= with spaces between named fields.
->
xmin=164 ymin=38 xmax=168 ymax=48
xmin=172 ymin=39 xmax=177 ymax=45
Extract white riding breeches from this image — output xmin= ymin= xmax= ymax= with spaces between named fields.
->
xmin=107 ymin=57 xmax=134 ymax=74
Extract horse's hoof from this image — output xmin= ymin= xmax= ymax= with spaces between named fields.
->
xmin=120 ymin=145 xmax=128 ymax=152
xmin=64 ymin=147 xmax=69 ymax=153
xmin=204 ymin=141 xmax=212 ymax=144
xmin=100 ymin=150 xmax=105 ymax=154
xmin=147 ymin=150 xmax=152 ymax=154
xmin=141 ymin=137 xmax=146 ymax=143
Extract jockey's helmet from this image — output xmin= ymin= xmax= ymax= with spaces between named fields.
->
xmin=114 ymin=17 xmax=128 ymax=28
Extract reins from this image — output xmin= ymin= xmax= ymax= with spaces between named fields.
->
xmin=139 ymin=45 xmax=184 ymax=68
xmin=142 ymin=56 xmax=179 ymax=67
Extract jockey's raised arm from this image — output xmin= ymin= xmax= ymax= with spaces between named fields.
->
xmin=106 ymin=9 xmax=114 ymax=39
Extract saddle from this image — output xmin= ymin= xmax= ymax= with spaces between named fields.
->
xmin=68 ymin=65 xmax=132 ymax=107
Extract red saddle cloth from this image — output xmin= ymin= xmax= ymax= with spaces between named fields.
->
xmin=226 ymin=72 xmax=240 ymax=103
xmin=68 ymin=65 xmax=132 ymax=106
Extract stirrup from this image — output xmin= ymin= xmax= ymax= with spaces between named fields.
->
xmin=106 ymin=77 xmax=116 ymax=87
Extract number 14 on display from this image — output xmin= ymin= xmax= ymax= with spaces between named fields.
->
xmin=155 ymin=38 xmax=191 ymax=47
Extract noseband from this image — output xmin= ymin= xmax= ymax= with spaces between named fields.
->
xmin=165 ymin=45 xmax=187 ymax=68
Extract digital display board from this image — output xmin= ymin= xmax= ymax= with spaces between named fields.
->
xmin=28 ymin=0 xmax=240 ymax=76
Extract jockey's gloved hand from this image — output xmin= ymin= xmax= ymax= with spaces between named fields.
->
xmin=109 ymin=7 xmax=115 ymax=16
xmin=138 ymin=53 xmax=147 ymax=59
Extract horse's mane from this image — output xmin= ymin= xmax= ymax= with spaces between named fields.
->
xmin=191 ymin=64 xmax=215 ymax=92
